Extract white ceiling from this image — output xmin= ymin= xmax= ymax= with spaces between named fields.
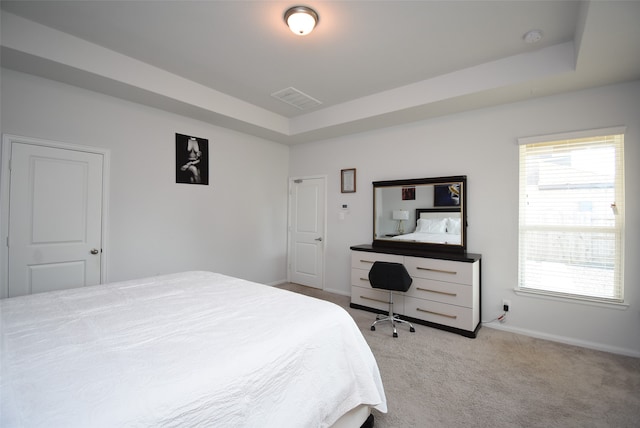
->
xmin=2 ymin=0 xmax=639 ymax=144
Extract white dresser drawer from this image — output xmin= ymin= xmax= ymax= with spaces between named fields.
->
xmin=351 ymin=251 xmax=403 ymax=271
xmin=351 ymin=269 xmax=373 ymax=288
xmin=406 ymin=277 xmax=473 ymax=307
xmin=404 ymin=297 xmax=474 ymax=331
xmin=351 ymin=286 xmax=404 ymax=313
xmin=405 ymin=256 xmax=476 ymax=285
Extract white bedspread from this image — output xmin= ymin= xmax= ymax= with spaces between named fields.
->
xmin=1 ymin=271 xmax=386 ymax=427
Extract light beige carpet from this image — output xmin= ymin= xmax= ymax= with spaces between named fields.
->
xmin=276 ymin=283 xmax=640 ymax=428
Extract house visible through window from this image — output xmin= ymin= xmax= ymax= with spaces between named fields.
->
xmin=517 ymin=128 xmax=625 ymax=302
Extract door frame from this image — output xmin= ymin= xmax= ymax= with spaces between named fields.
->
xmin=287 ymin=175 xmax=327 ymax=289
xmin=0 ymin=134 xmax=111 ymax=298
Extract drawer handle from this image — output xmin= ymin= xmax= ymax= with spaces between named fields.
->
xmin=416 ymin=267 xmax=457 ymax=275
xmin=416 ymin=308 xmax=457 ymax=319
xmin=360 ymin=295 xmax=390 ymax=304
xmin=416 ymin=287 xmax=457 ymax=297
xmin=360 ymin=259 xmax=375 ymax=264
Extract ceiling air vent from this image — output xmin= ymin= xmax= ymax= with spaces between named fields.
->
xmin=271 ymin=87 xmax=322 ymax=110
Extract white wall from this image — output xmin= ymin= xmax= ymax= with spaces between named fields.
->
xmin=290 ymin=80 xmax=640 ymax=357
xmin=2 ymin=66 xmax=638 ymax=356
xmin=0 ymin=69 xmax=290 ymax=285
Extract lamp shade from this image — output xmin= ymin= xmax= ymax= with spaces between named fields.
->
xmin=392 ymin=210 xmax=409 ymax=221
xmin=284 ymin=6 xmax=318 ymax=36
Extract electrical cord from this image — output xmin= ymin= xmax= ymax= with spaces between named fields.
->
xmin=486 ymin=312 xmax=507 ymax=324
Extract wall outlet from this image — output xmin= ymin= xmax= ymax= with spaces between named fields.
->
xmin=502 ymin=299 xmax=511 ymax=312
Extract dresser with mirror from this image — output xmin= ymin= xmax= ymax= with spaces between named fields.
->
xmin=350 ymin=175 xmax=482 ymax=338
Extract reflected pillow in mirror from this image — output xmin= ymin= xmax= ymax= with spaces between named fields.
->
xmin=416 ymin=218 xmax=448 ymax=234
xmin=447 ymin=218 xmax=461 ymax=234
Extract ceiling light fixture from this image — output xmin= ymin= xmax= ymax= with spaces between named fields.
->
xmin=523 ymin=29 xmax=543 ymax=44
xmin=284 ymin=6 xmax=318 ymax=36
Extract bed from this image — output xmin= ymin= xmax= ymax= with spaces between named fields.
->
xmin=391 ymin=208 xmax=462 ymax=244
xmin=0 ymin=271 xmax=386 ymax=427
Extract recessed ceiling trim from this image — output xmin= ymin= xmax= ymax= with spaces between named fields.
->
xmin=271 ymin=87 xmax=322 ymax=110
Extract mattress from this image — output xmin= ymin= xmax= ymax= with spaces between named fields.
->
xmin=1 ymin=271 xmax=386 ymax=427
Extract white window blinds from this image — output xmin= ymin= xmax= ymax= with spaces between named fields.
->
xmin=518 ymin=129 xmax=625 ymax=302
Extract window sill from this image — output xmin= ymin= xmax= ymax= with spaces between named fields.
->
xmin=514 ymin=288 xmax=629 ymax=310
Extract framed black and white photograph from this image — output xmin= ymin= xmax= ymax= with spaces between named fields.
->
xmin=402 ymin=186 xmax=415 ymax=200
xmin=341 ymin=168 xmax=356 ymax=193
xmin=434 ymin=183 xmax=461 ymax=206
xmin=176 ymin=133 xmax=209 ymax=185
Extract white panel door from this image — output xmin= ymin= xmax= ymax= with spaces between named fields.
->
xmin=289 ymin=177 xmax=325 ymax=289
xmin=8 ymin=142 xmax=104 ymax=297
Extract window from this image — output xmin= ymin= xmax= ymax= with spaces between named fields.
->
xmin=518 ymin=127 xmax=625 ymax=303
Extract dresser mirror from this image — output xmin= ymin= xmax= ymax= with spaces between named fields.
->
xmin=373 ymin=175 xmax=467 ymax=252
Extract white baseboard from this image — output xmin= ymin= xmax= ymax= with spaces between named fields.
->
xmin=268 ymin=280 xmax=351 ymax=297
xmin=323 ymin=287 xmax=350 ymax=297
xmin=483 ymin=321 xmax=640 ymax=358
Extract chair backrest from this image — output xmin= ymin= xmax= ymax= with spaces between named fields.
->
xmin=368 ymin=261 xmax=413 ymax=292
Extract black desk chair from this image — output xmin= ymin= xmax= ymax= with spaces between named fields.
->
xmin=368 ymin=261 xmax=415 ymax=338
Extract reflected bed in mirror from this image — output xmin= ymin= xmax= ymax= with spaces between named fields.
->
xmin=373 ymin=176 xmax=467 ymax=253
xmin=390 ymin=208 xmax=461 ymax=245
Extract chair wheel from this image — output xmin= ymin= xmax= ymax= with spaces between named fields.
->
xmin=393 ymin=332 xmax=398 ymax=338
xmin=410 ymin=327 xmax=415 ymax=333
xmin=371 ymin=326 xmax=375 ymax=331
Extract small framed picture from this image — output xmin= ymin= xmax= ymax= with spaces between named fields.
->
xmin=434 ymin=183 xmax=461 ymax=206
xmin=402 ymin=186 xmax=415 ymax=200
xmin=341 ymin=168 xmax=356 ymax=193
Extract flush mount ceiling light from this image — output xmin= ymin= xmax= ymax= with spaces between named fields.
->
xmin=284 ymin=6 xmax=318 ymax=36
xmin=523 ymin=29 xmax=543 ymax=44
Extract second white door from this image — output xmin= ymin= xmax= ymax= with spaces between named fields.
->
xmin=289 ymin=177 xmax=325 ymax=289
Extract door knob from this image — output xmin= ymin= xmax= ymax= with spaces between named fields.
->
xmin=315 ymin=237 xmax=323 ymax=242
xmin=90 ymin=248 xmax=100 ymax=255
